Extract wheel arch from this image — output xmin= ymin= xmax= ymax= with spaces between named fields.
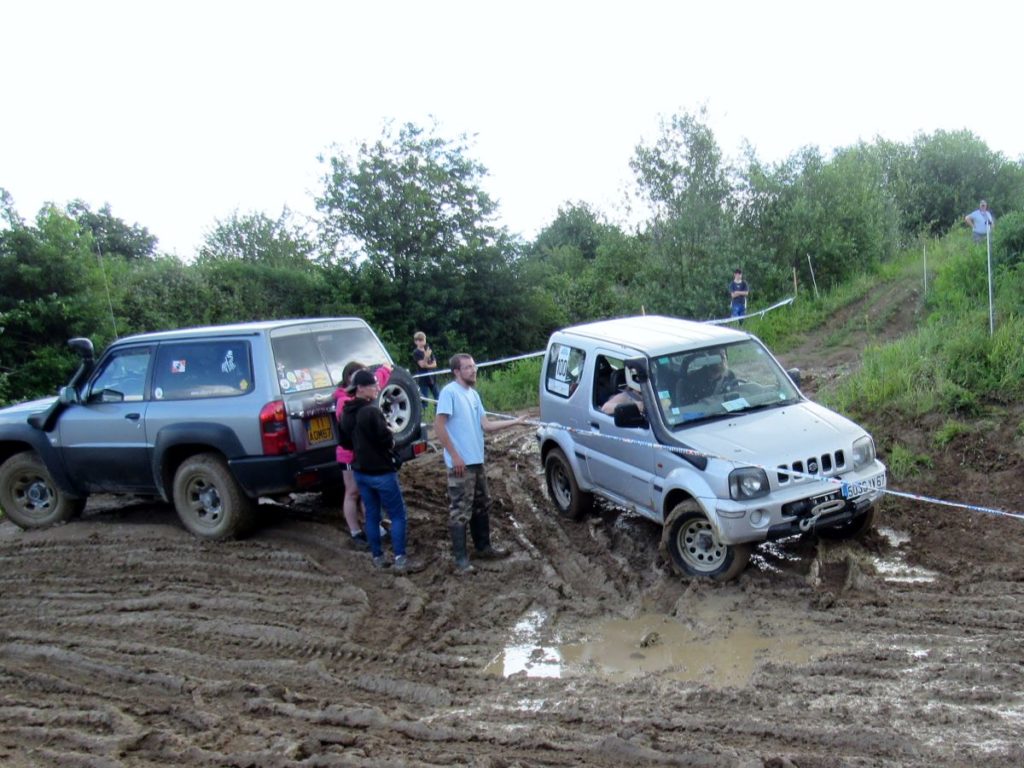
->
xmin=153 ymin=424 xmax=244 ymax=502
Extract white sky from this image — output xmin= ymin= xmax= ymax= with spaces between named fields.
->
xmin=3 ymin=0 xmax=1022 ymax=257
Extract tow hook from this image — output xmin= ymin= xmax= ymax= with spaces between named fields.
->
xmin=799 ymin=513 xmax=821 ymax=532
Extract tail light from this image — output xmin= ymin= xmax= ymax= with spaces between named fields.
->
xmin=260 ymin=400 xmax=295 ymax=455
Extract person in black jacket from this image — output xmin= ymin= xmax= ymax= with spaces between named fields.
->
xmin=339 ymin=369 xmax=423 ymax=574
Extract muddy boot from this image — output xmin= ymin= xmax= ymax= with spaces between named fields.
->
xmin=449 ymin=522 xmax=475 ymax=574
xmin=469 ymin=511 xmax=510 ymax=560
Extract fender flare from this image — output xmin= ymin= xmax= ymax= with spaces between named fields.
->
xmin=151 ymin=423 xmax=246 ymax=499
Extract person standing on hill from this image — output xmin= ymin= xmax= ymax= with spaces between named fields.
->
xmin=434 ymin=353 xmax=525 ymax=573
xmin=729 ymin=268 xmax=749 ymax=321
xmin=964 ymin=200 xmax=995 ymax=243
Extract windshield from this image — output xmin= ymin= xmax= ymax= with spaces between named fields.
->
xmin=649 ymin=339 xmax=801 ymax=427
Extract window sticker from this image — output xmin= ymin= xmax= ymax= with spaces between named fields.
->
xmin=171 ymin=360 xmax=186 ymax=374
xmin=239 ymin=379 xmax=249 ymax=391
xmin=554 ymin=345 xmax=571 ymax=381
xmin=312 ymin=370 xmax=331 ymax=388
xmin=221 ymin=350 xmax=237 ymax=373
xmin=547 ymin=377 xmax=570 ymax=396
xmin=155 ymin=387 xmax=164 ymax=400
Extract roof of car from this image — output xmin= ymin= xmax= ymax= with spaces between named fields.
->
xmin=554 ymin=315 xmax=749 ymax=357
xmin=111 ymin=317 xmax=371 ymax=345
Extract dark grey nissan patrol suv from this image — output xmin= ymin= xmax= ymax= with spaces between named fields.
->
xmin=0 ymin=318 xmax=425 ymax=539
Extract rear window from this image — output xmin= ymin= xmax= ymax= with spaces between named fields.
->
xmin=153 ymin=341 xmax=253 ymax=401
xmin=272 ymin=325 xmax=388 ymax=394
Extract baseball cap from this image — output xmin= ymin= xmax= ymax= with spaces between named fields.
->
xmin=347 ymin=368 xmax=377 ymax=393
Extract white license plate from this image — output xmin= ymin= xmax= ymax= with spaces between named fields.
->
xmin=841 ymin=471 xmax=886 ymax=499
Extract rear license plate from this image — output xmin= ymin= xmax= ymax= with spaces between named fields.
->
xmin=306 ymin=414 xmax=334 ymax=444
xmin=841 ymin=471 xmax=886 ymax=499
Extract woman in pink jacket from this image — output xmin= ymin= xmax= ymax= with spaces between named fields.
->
xmin=334 ymin=360 xmax=392 ymax=547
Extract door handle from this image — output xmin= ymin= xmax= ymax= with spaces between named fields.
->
xmin=589 ymin=421 xmax=600 ymax=430
xmin=125 ymin=413 xmax=141 ymax=421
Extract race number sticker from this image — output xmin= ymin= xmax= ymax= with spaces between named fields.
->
xmin=547 ymin=345 xmax=573 ymax=396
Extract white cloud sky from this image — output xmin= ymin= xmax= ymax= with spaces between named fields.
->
xmin=3 ymin=0 xmax=1021 ymax=256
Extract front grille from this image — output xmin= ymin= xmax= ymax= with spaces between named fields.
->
xmin=777 ymin=449 xmax=846 ymax=484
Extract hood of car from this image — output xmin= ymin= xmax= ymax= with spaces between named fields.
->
xmin=0 ymin=396 xmax=57 ymax=422
xmin=682 ymin=400 xmax=864 ymax=464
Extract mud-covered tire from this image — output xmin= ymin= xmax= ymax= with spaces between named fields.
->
xmin=0 ymin=452 xmax=86 ymax=529
xmin=378 ymin=367 xmax=422 ymax=449
xmin=172 ymin=453 xmax=253 ymax=540
xmin=661 ymin=501 xmax=751 ymax=581
xmin=816 ymin=506 xmax=877 ymax=540
xmin=544 ymin=448 xmax=593 ymax=520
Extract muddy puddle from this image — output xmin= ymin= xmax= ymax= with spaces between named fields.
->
xmin=874 ymin=526 xmax=938 ymax=583
xmin=485 ymin=594 xmax=814 ymax=687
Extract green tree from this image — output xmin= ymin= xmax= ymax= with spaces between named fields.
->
xmin=65 ymin=201 xmax=158 ymax=260
xmin=0 ymin=205 xmax=111 ymax=400
xmin=316 ymin=121 xmax=540 ymax=358
xmin=629 ymin=110 xmax=739 ymax=318
xmin=197 ymin=209 xmax=316 ymax=269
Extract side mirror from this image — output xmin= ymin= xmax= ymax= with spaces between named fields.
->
xmin=58 ymin=385 xmax=80 ymax=405
xmin=786 ymin=368 xmax=801 ymax=388
xmin=613 ymin=402 xmax=647 ymax=429
xmin=68 ymin=337 xmax=95 ymax=361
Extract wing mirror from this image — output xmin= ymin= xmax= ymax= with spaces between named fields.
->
xmin=786 ymin=368 xmax=801 ymax=388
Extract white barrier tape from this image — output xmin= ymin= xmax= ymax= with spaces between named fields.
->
xmin=477 ymin=410 xmax=1024 ymax=523
xmin=411 ymin=350 xmax=546 ymax=380
xmin=703 ymin=297 xmax=795 ymax=326
xmin=411 ymin=299 xmax=794 ymax=380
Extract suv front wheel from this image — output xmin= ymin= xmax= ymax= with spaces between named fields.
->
xmin=662 ymin=501 xmax=751 ymax=581
xmin=172 ymin=453 xmax=253 ymax=540
xmin=0 ymin=452 xmax=86 ymax=529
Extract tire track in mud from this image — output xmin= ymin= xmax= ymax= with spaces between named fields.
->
xmin=3 ymin=414 xmax=1024 ymax=765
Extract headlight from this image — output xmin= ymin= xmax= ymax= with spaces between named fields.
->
xmin=852 ymin=435 xmax=876 ymax=470
xmin=729 ymin=467 xmax=770 ymax=500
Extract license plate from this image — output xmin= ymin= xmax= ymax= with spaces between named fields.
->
xmin=306 ymin=414 xmax=334 ymax=444
xmin=841 ymin=471 xmax=886 ymax=499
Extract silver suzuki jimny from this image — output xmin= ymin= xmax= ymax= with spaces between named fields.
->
xmin=536 ymin=315 xmax=886 ymax=580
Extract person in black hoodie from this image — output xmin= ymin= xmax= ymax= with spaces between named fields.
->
xmin=338 ymin=368 xmax=423 ymax=574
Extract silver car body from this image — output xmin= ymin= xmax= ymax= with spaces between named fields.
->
xmin=536 ymin=315 xmax=886 ymax=546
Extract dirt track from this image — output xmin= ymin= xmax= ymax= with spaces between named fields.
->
xmin=3 ymin=281 xmax=1024 ymax=766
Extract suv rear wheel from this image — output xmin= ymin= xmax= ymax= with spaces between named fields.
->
xmin=0 ymin=452 xmax=86 ymax=529
xmin=662 ymin=501 xmax=751 ymax=581
xmin=172 ymin=453 xmax=253 ymax=540
xmin=544 ymin=448 xmax=593 ymax=520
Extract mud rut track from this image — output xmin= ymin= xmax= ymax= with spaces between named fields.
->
xmin=4 ymin=317 xmax=1024 ymax=764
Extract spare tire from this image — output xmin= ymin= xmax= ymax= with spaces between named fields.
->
xmin=378 ymin=367 xmax=422 ymax=448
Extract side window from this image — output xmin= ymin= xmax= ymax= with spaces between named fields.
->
xmin=88 ymin=349 xmax=152 ymax=403
xmin=592 ymin=355 xmax=625 ymax=411
xmin=544 ymin=343 xmax=586 ymax=399
xmin=152 ymin=341 xmax=253 ymax=401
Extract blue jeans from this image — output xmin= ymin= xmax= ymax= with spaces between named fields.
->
xmin=731 ymin=304 xmax=745 ymax=318
xmin=418 ymin=379 xmax=440 ymax=402
xmin=353 ymin=471 xmax=408 ymax=558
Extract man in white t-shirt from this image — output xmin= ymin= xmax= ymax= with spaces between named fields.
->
xmin=434 ymin=353 xmax=525 ymax=573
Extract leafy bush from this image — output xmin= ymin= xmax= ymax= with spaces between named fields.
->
xmin=884 ymin=442 xmax=933 ymax=481
xmin=933 ymin=419 xmax=970 ymax=447
xmin=474 ymin=358 xmax=542 ymax=414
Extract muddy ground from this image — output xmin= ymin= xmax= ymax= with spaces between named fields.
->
xmin=3 ymin=278 xmax=1024 ymax=767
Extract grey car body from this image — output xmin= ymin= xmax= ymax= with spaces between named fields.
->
xmin=536 ymin=315 xmax=886 ymax=580
xmin=0 ymin=318 xmax=424 ymax=539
